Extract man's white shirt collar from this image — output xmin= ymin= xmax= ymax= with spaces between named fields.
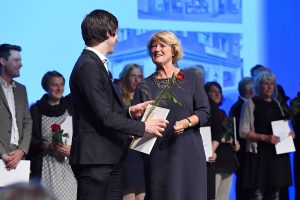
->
xmin=0 ymin=76 xmax=16 ymax=88
xmin=85 ymin=47 xmax=109 ymax=72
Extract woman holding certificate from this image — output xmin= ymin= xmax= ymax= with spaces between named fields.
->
xmin=204 ymin=81 xmax=240 ymax=200
xmin=28 ymin=71 xmax=76 ymax=200
xmin=132 ymin=31 xmax=210 ymax=200
xmin=239 ymin=71 xmax=294 ymax=199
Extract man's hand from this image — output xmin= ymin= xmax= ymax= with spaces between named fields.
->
xmin=3 ymin=149 xmax=25 ymax=170
xmin=145 ymin=119 xmax=168 ymax=137
xmin=130 ymin=100 xmax=155 ymax=118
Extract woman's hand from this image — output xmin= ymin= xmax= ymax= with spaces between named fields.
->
xmin=208 ymin=152 xmax=217 ymax=163
xmin=264 ymin=135 xmax=280 ymax=144
xmin=55 ymin=144 xmax=71 ymax=157
xmin=173 ymin=119 xmax=188 ymax=135
xmin=233 ymin=141 xmax=240 ymax=151
xmin=41 ymin=141 xmax=52 ymax=150
xmin=289 ymin=131 xmax=296 ymax=139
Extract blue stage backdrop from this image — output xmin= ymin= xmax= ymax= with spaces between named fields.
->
xmin=1 ymin=1 xmax=298 ymax=199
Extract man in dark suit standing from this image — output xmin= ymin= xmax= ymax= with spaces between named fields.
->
xmin=70 ymin=9 xmax=168 ymax=200
xmin=229 ymin=77 xmax=253 ymax=200
xmin=0 ymin=44 xmax=32 ymax=170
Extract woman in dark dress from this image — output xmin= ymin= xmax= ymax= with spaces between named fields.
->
xmin=132 ymin=31 xmax=210 ymax=200
xmin=239 ymin=71 xmax=294 ymax=199
xmin=205 ymin=81 xmax=240 ymax=200
xmin=117 ymin=63 xmax=146 ymax=200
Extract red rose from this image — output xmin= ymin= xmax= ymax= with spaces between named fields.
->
xmin=51 ymin=123 xmax=61 ymax=132
xmin=113 ymin=79 xmax=120 ymax=85
xmin=176 ymin=73 xmax=184 ymax=81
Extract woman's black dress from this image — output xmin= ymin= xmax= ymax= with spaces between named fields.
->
xmin=133 ymin=69 xmax=210 ymax=200
xmin=242 ymin=97 xmax=292 ymax=189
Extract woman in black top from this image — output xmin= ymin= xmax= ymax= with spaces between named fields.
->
xmin=205 ymin=81 xmax=240 ymax=200
xmin=239 ymin=71 xmax=294 ymax=199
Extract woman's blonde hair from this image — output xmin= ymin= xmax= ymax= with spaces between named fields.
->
xmin=147 ymin=31 xmax=183 ymax=63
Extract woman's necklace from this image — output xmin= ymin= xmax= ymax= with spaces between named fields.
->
xmin=152 ymin=68 xmax=180 ymax=89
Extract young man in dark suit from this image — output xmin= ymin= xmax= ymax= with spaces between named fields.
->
xmin=69 ymin=9 xmax=168 ymax=200
xmin=0 ymin=44 xmax=32 ymax=170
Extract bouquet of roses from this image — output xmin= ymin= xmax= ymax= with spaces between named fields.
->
xmin=51 ymin=123 xmax=69 ymax=146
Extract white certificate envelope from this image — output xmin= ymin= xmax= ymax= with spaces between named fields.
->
xmin=130 ymin=105 xmax=169 ymax=154
xmin=271 ymin=120 xmax=295 ymax=154
xmin=199 ymin=126 xmax=213 ymax=161
xmin=0 ymin=160 xmax=30 ymax=187
xmin=61 ymin=115 xmax=73 ymax=145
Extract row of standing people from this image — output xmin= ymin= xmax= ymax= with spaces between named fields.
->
xmin=0 ymin=10 xmax=209 ymax=200
xmin=117 ymin=63 xmax=298 ymax=200
xmin=1 ymin=9 xmax=299 ymax=200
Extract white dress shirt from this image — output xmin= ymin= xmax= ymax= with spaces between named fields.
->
xmin=0 ymin=76 xmax=19 ymax=146
xmin=85 ymin=47 xmax=109 ymax=72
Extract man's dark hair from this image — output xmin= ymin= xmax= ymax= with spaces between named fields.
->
xmin=81 ymin=9 xmax=118 ymax=46
xmin=41 ymin=70 xmax=65 ymax=92
xmin=0 ymin=44 xmax=22 ymax=60
xmin=250 ymin=64 xmax=264 ymax=77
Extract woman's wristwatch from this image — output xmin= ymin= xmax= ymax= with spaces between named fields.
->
xmin=186 ymin=118 xmax=192 ymax=127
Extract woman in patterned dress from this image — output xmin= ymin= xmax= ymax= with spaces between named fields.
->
xmin=28 ymin=71 xmax=77 ymax=200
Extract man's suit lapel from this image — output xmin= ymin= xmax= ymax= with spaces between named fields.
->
xmin=13 ymin=84 xmax=22 ymax=121
xmin=83 ymin=50 xmax=124 ymax=106
xmin=0 ymin=86 xmax=10 ymax=112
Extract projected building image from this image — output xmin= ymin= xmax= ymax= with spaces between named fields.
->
xmin=109 ymin=29 xmax=243 ymax=92
xmin=138 ymin=0 xmax=242 ymax=23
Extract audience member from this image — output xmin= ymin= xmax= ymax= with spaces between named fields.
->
xmin=239 ymin=71 xmax=294 ymax=199
xmin=290 ymin=92 xmax=300 ymax=200
xmin=186 ymin=65 xmax=205 ymax=85
xmin=117 ymin=63 xmax=146 ymax=200
xmin=0 ymin=44 xmax=32 ymax=170
xmin=0 ymin=182 xmax=56 ymax=200
xmin=188 ymin=66 xmax=222 ymax=200
xmin=229 ymin=77 xmax=254 ymax=199
xmin=205 ymin=81 xmax=240 ymax=200
xmin=28 ymin=71 xmax=76 ymax=199
xmin=250 ymin=64 xmax=290 ymax=116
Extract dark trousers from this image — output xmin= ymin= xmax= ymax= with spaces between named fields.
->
xmin=250 ymin=189 xmax=280 ymax=200
xmin=72 ymin=164 xmax=123 ymax=200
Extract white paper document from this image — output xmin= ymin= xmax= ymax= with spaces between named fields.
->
xmin=61 ymin=115 xmax=73 ymax=145
xmin=271 ymin=120 xmax=295 ymax=154
xmin=0 ymin=160 xmax=31 ymax=187
xmin=130 ymin=105 xmax=169 ymax=154
xmin=200 ymin=126 xmax=213 ymax=161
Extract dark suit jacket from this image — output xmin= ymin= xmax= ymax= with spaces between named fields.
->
xmin=0 ymin=81 xmax=32 ymax=156
xmin=69 ymin=49 xmax=145 ymax=165
xmin=229 ymin=96 xmax=245 ymax=138
xmin=229 ymin=96 xmax=246 ymax=170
